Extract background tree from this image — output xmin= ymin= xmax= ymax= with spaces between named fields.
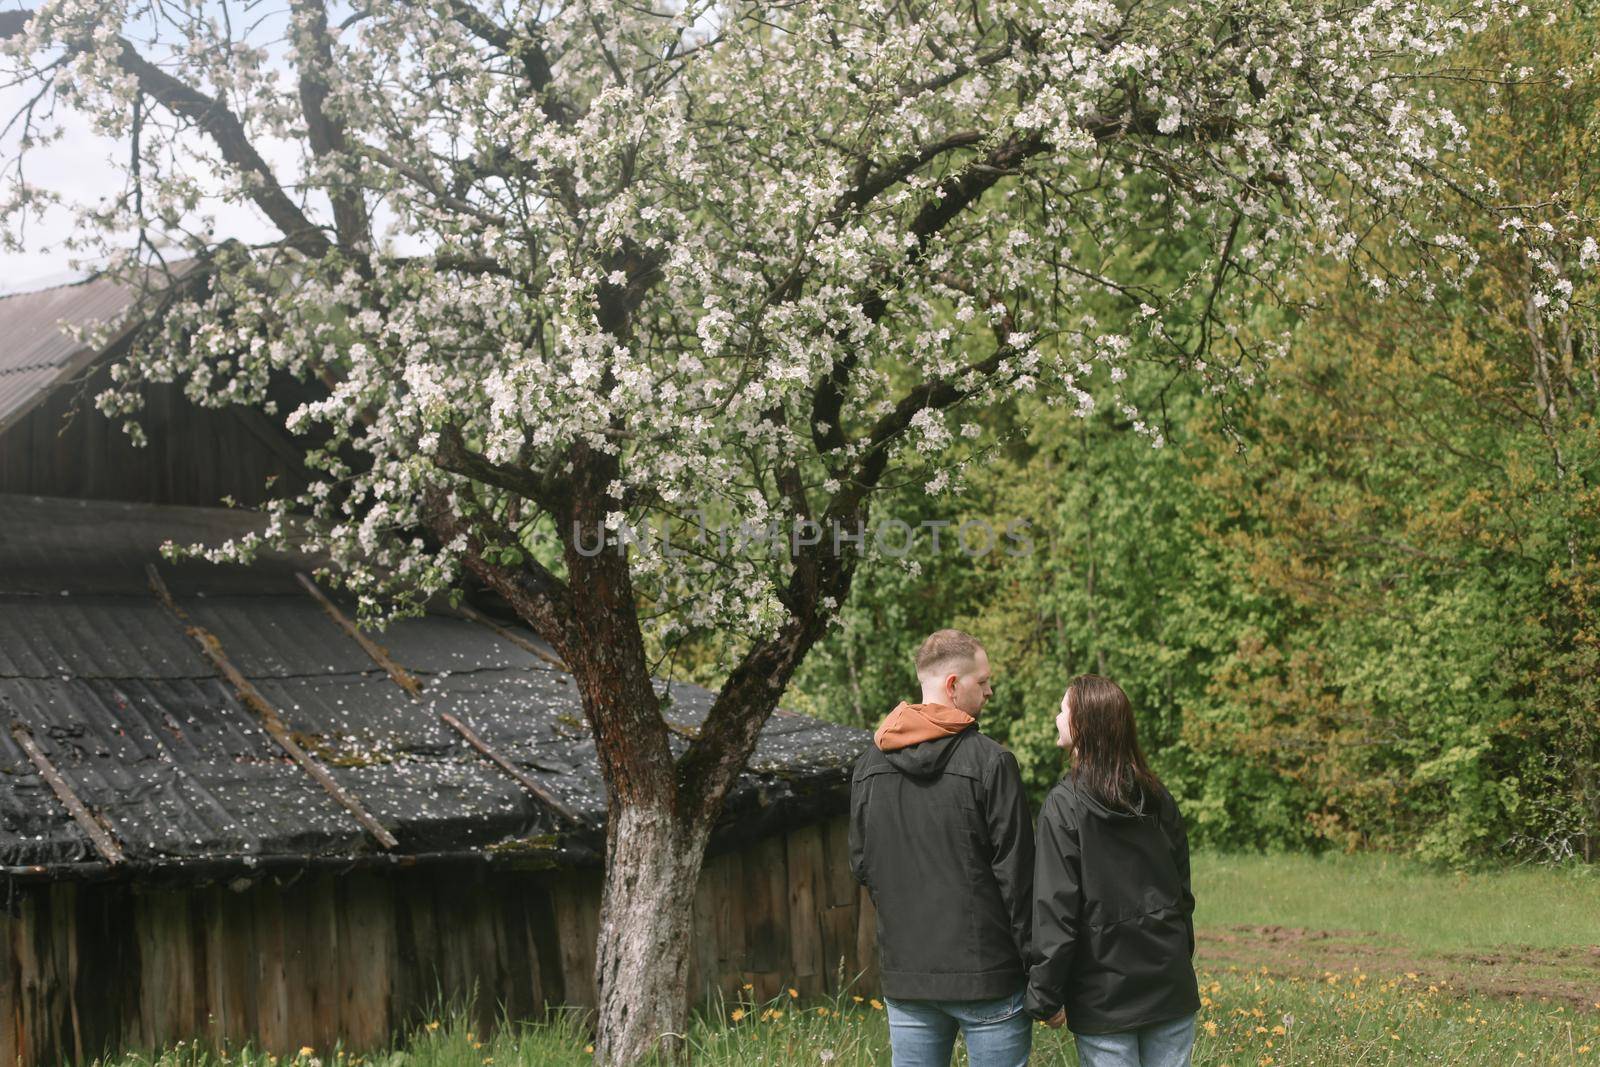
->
xmin=2 ymin=0 xmax=1513 ymax=1060
xmin=793 ymin=1 xmax=1599 ymax=870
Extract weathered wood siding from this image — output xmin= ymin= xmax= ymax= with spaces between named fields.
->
xmin=0 ymin=815 xmax=878 ymax=1067
xmin=0 ymin=361 xmax=305 ymax=508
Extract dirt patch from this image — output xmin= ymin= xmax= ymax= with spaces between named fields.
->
xmin=1197 ymin=924 xmax=1600 ymax=1014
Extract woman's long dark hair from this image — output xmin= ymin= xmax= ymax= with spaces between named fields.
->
xmin=1065 ymin=673 xmax=1164 ymax=812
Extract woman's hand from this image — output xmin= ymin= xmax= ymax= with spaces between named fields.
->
xmin=1045 ymin=1009 xmax=1066 ymax=1029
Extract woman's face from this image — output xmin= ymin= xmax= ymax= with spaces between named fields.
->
xmin=1055 ymin=688 xmax=1073 ymax=749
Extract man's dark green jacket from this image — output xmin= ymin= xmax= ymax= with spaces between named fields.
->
xmin=1024 ymin=774 xmax=1201 ymax=1034
xmin=849 ymin=724 xmax=1034 ymax=1000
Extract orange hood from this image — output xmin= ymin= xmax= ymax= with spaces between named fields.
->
xmin=874 ymin=701 xmax=976 ymax=752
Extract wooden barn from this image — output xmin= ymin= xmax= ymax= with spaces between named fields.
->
xmin=0 ymin=274 xmax=878 ymax=1067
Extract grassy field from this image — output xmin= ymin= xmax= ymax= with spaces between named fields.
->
xmin=93 ymin=852 xmax=1599 ymax=1067
xmin=1194 ymin=851 xmax=1600 ymax=951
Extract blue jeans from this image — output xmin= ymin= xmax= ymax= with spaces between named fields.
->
xmin=1074 ymin=1012 xmax=1196 ymax=1067
xmin=884 ymin=986 xmax=1032 ymax=1067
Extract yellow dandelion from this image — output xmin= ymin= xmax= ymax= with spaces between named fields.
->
xmin=583 ymin=1044 xmax=594 ymax=1055
xmin=427 ymin=1022 xmax=440 ymax=1032
xmin=731 ymin=1009 xmax=746 ymax=1022
xmin=788 ymin=988 xmax=799 ymax=999
xmin=852 ymin=996 xmax=864 ymax=1004
xmin=742 ymin=983 xmax=753 ymax=991
xmin=870 ymin=999 xmax=884 ymax=1011
xmin=1203 ymin=1020 xmax=1218 ymax=1037
xmin=299 ymin=1048 xmax=316 ymax=1059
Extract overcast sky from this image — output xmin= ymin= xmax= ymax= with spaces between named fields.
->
xmin=0 ymin=0 xmax=415 ymax=295
xmin=0 ymin=100 xmax=292 ymax=294
xmin=0 ymin=0 xmax=286 ymax=293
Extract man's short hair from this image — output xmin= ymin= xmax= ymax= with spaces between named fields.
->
xmin=915 ymin=628 xmax=985 ymax=678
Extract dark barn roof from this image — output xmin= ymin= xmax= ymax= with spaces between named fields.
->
xmin=0 ymin=494 xmax=869 ymax=885
xmin=0 ymin=262 xmax=204 ymax=434
xmin=0 ymin=274 xmax=140 ymax=433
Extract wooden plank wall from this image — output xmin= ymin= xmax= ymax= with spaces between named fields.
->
xmin=0 ymin=362 xmax=305 ymax=508
xmin=0 ymin=815 xmax=878 ymax=1067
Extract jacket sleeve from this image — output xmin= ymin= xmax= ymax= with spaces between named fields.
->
xmin=1163 ymin=790 xmax=1197 ymax=958
xmin=848 ymin=766 xmax=870 ymax=890
xmin=1024 ymin=789 xmax=1080 ymax=1021
xmin=982 ymin=749 xmax=1034 ymax=966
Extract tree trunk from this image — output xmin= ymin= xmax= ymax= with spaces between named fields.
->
xmin=593 ymin=803 xmax=711 ymax=1065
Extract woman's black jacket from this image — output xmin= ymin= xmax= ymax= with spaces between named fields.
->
xmin=1023 ymin=773 xmax=1200 ymax=1034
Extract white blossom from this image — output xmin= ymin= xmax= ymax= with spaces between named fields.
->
xmin=0 ymin=0 xmax=1525 ymax=638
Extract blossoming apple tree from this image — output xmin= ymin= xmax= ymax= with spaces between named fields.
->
xmin=1 ymin=0 xmax=1519 ymax=1060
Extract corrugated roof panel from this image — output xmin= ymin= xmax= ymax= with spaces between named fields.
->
xmin=0 ymin=676 xmax=369 ymax=860
xmin=746 ymin=716 xmax=869 ymax=776
xmin=359 ymin=612 xmax=556 ymax=675
xmin=0 ymin=493 xmax=872 ymax=876
xmin=77 ymin=677 xmax=287 ymax=762
xmin=0 ymin=262 xmax=200 ymax=430
xmin=0 ymin=274 xmax=137 ymax=376
xmin=0 ymin=277 xmax=134 ymax=431
xmin=416 ymin=670 xmax=607 ymax=822
xmin=0 ymin=495 xmax=311 ymax=597
xmin=417 ymin=668 xmax=581 ymax=746
xmin=0 ymin=597 xmax=213 ymax=679
xmin=182 ymin=598 xmax=379 ymax=678
xmin=250 ymin=673 xmax=461 ymax=759
xmin=324 ymin=759 xmax=561 ymax=852
xmin=0 ymin=770 xmax=98 ymax=867
xmin=0 ymin=364 xmax=63 ymax=428
xmin=0 ymin=706 xmax=101 ymax=866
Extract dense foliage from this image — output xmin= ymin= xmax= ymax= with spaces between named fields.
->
xmin=784 ymin=6 xmax=1600 ymax=868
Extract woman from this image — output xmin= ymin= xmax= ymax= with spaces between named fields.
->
xmin=1023 ymin=674 xmax=1201 ymax=1067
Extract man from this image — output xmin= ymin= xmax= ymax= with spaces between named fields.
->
xmin=849 ymin=628 xmax=1035 ymax=1067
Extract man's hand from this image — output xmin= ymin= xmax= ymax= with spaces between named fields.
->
xmin=1045 ymin=1009 xmax=1066 ymax=1029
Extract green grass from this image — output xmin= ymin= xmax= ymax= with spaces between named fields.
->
xmin=87 ymin=851 xmax=1600 ymax=1066
xmin=1194 ymin=850 xmax=1600 ymax=952
xmin=88 ymin=978 xmax=1600 ymax=1067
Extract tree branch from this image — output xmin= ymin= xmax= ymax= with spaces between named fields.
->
xmin=437 ymin=0 xmax=573 ymax=125
xmin=420 ymin=486 xmax=576 ymax=652
xmin=432 ymin=423 xmax=567 ymax=512
xmin=290 ymin=0 xmax=372 ymax=255
xmin=5 ymin=17 xmax=337 ymax=259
